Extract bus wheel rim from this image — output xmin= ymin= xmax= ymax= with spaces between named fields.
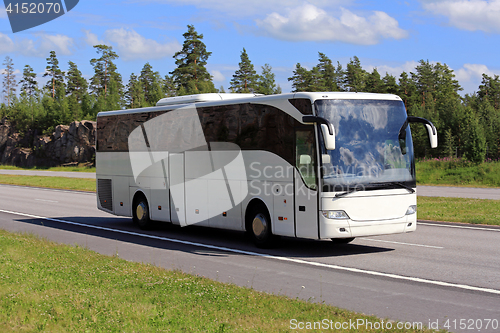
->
xmin=252 ymin=213 xmax=267 ymax=239
xmin=136 ymin=203 xmax=146 ymax=220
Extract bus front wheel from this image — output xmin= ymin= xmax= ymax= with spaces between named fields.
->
xmin=247 ymin=205 xmax=274 ymax=248
xmin=133 ymin=196 xmax=151 ymax=230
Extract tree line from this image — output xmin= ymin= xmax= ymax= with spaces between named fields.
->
xmin=1 ymin=25 xmax=499 ymax=163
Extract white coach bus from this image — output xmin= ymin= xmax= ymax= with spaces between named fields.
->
xmin=96 ymin=92 xmax=437 ymax=247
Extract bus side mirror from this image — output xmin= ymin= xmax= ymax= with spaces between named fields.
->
xmin=401 ymin=116 xmax=438 ymax=149
xmin=321 ymin=124 xmax=336 ymax=150
xmin=424 ymin=124 xmax=438 ymax=148
xmin=302 ymin=115 xmax=336 ymax=150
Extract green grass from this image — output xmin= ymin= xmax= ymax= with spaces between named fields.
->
xmin=0 ymin=230 xmax=438 ymax=332
xmin=418 ymin=196 xmax=500 ymax=225
xmin=0 ymin=175 xmax=96 ymax=192
xmin=0 ymin=164 xmax=95 ymax=173
xmin=416 ymin=159 xmax=500 ymax=188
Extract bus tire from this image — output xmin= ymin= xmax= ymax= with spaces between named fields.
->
xmin=247 ymin=204 xmax=274 ymax=248
xmin=133 ymin=195 xmax=151 ymax=230
xmin=331 ymin=237 xmax=355 ymax=244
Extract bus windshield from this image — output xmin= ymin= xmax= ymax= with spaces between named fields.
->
xmin=315 ymin=99 xmax=416 ymax=192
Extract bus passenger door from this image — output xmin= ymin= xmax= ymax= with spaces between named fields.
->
xmin=169 ymin=153 xmax=186 ymax=226
xmin=294 ymin=129 xmax=319 ymax=239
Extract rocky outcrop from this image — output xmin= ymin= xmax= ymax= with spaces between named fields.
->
xmin=0 ymin=118 xmax=96 ymax=168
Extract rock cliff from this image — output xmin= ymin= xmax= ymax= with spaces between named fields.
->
xmin=0 ymin=118 xmax=96 ymax=168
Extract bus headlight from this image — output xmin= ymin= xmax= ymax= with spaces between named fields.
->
xmin=406 ymin=205 xmax=417 ymax=215
xmin=322 ymin=210 xmax=350 ymax=219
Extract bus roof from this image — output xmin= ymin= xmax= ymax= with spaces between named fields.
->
xmin=97 ymin=92 xmax=402 ymax=117
xmin=156 ymin=93 xmax=262 ymax=106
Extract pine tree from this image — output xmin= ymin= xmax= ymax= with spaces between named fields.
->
xmin=163 ymin=74 xmax=177 ymax=97
xmin=288 ymin=63 xmax=312 ymax=92
xmin=478 ymin=74 xmax=500 ymax=110
xmin=20 ymin=65 xmax=37 ymax=97
xmin=257 ymin=64 xmax=281 ymax=95
xmin=66 ymin=61 xmax=88 ymax=101
xmin=382 ymin=73 xmax=398 ymax=95
xmin=477 ymin=98 xmax=500 ymax=159
xmin=317 ymin=52 xmax=339 ymax=91
xmin=462 ymin=106 xmax=486 ymax=164
xmin=170 ymin=25 xmax=216 ymax=95
xmin=398 ymin=71 xmax=418 ymax=110
xmin=139 ymin=62 xmax=164 ymax=106
xmin=230 ymin=48 xmax=259 ymax=93
xmin=65 ymin=61 xmax=88 ymax=120
xmin=365 ymin=68 xmax=383 ymax=93
xmin=90 ymin=44 xmax=122 ymax=97
xmin=412 ymin=60 xmax=435 ymax=107
xmin=43 ymin=51 xmax=65 ymax=99
xmin=125 ymin=73 xmax=145 ymax=109
xmin=20 ymin=65 xmax=38 ymax=125
xmin=308 ymin=66 xmax=323 ymax=92
xmin=2 ymin=56 xmax=17 ymax=106
xmin=344 ymin=56 xmax=367 ymax=92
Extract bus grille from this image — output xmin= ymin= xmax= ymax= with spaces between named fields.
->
xmin=98 ymin=179 xmax=113 ymax=211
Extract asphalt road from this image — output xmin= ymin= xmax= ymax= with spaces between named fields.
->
xmin=417 ymin=185 xmax=500 ymax=200
xmin=0 ymin=184 xmax=499 ymax=332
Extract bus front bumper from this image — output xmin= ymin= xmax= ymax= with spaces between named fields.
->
xmin=319 ymin=214 xmax=417 ymax=239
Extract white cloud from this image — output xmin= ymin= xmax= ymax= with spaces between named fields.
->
xmin=421 ymin=0 xmax=500 ymax=32
xmin=370 ymin=61 xmax=421 ymax=78
xmin=211 ymin=70 xmax=225 ymax=83
xmin=103 ymin=28 xmax=181 ymax=61
xmin=134 ymin=0 xmax=352 ymax=18
xmin=0 ymin=32 xmax=74 ymax=57
xmin=455 ymin=63 xmax=494 ymax=82
xmin=83 ymin=29 xmax=105 ymax=46
xmin=34 ymin=33 xmax=74 ymax=55
xmin=0 ymin=6 xmax=7 ymax=19
xmin=0 ymin=69 xmax=21 ymax=75
xmin=255 ymin=4 xmax=408 ymax=44
xmin=0 ymin=33 xmax=15 ymax=53
xmin=453 ymin=63 xmax=500 ymax=93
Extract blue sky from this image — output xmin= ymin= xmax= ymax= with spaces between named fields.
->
xmin=1 ymin=0 xmax=499 ymax=95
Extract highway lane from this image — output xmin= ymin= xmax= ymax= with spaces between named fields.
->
xmin=0 ymin=184 xmax=499 ymax=332
xmin=417 ymin=185 xmax=500 ymax=200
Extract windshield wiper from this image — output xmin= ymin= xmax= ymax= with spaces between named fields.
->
xmin=368 ymin=182 xmax=415 ymax=193
xmin=334 ymin=182 xmax=415 ymax=197
xmin=335 ymin=187 xmax=361 ymax=198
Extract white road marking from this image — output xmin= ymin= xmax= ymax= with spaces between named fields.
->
xmin=419 ymin=222 xmax=500 ymax=232
xmin=362 ymin=238 xmax=444 ymax=249
xmin=34 ymin=199 xmax=59 ymax=203
xmin=1 ymin=208 xmax=500 ymax=296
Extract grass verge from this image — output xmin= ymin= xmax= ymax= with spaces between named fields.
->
xmin=0 ymin=164 xmax=95 ymax=173
xmin=0 ymin=230 xmax=437 ymax=332
xmin=418 ymin=196 xmax=500 ymax=225
xmin=416 ymin=159 xmax=500 ymax=188
xmin=0 ymin=175 xmax=95 ymax=192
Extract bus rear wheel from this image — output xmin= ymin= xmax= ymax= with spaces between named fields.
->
xmin=133 ymin=196 xmax=151 ymax=230
xmin=247 ymin=205 xmax=274 ymax=248
xmin=331 ymin=237 xmax=355 ymax=244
